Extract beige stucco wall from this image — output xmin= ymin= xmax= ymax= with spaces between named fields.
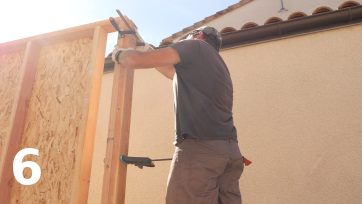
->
xmin=88 ymin=72 xmax=114 ymax=204
xmin=89 ymin=24 xmax=362 ymax=203
xmin=220 ymin=24 xmax=362 ymax=203
xmin=173 ymin=0 xmax=362 ymax=42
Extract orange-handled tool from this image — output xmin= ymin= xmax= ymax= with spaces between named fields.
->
xmin=109 ymin=17 xmax=121 ymax=32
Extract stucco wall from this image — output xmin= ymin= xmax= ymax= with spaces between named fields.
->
xmin=125 ymin=69 xmax=175 ymax=204
xmin=88 ymin=72 xmax=114 ymax=204
xmin=173 ymin=0 xmax=362 ymax=42
xmin=220 ymin=23 xmax=362 ymax=204
xmin=89 ymin=24 xmax=362 ymax=203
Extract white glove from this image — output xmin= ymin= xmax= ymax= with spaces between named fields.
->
xmin=112 ymin=45 xmax=134 ymax=64
xmin=136 ymin=42 xmax=151 ymax=52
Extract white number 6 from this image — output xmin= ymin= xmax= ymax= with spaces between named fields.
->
xmin=13 ymin=148 xmax=41 ymax=185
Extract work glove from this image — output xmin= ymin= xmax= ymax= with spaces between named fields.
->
xmin=112 ymin=45 xmax=134 ymax=64
xmin=112 ymin=42 xmax=152 ymax=64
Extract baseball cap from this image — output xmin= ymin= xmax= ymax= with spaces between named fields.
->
xmin=195 ymin=26 xmax=222 ymax=51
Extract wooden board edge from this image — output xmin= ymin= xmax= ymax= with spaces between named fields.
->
xmin=68 ymin=26 xmax=108 ymax=204
xmin=101 ymin=19 xmax=125 ymax=204
xmin=0 ymin=41 xmax=41 ymax=204
xmin=100 ymin=16 xmax=137 ymax=204
xmin=114 ymin=17 xmax=137 ymax=204
xmin=0 ymin=17 xmax=121 ymax=56
xmin=100 ymin=61 xmax=123 ymax=204
xmin=114 ymin=67 xmax=135 ymax=204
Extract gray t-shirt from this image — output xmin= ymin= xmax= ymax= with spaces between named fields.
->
xmin=170 ymin=39 xmax=237 ymax=145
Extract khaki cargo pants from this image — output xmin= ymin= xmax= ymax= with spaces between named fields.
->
xmin=166 ymin=138 xmax=244 ymax=204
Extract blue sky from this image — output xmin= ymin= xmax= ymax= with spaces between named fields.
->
xmin=0 ymin=0 xmax=240 ymax=56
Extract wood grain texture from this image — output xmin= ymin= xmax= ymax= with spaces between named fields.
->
xmin=0 ymin=52 xmax=24 ymax=164
xmin=8 ymin=38 xmax=93 ymax=204
xmin=71 ymin=26 xmax=108 ymax=204
xmin=0 ymin=41 xmax=40 ymax=204
xmin=0 ymin=51 xmax=25 ymax=180
xmin=101 ymin=17 xmax=137 ymax=204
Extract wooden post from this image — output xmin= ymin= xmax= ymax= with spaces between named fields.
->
xmin=101 ymin=17 xmax=137 ymax=204
xmin=71 ymin=26 xmax=108 ymax=204
xmin=0 ymin=41 xmax=41 ymax=204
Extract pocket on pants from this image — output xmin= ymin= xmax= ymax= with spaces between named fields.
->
xmin=227 ymin=159 xmax=244 ymax=194
xmin=189 ymin=153 xmax=228 ymax=194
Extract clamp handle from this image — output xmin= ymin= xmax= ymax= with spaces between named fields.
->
xmin=110 ymin=11 xmax=146 ymax=44
xmin=109 ymin=17 xmax=126 ymax=38
xmin=109 ymin=17 xmax=120 ymax=31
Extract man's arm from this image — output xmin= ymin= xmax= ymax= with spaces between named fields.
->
xmin=118 ymin=47 xmax=180 ymax=70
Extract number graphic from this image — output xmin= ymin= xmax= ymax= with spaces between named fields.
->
xmin=13 ymin=148 xmax=41 ymax=185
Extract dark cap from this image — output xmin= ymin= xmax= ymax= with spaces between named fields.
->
xmin=195 ymin=26 xmax=222 ymax=51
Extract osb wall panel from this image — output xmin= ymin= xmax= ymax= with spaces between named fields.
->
xmin=9 ymin=38 xmax=93 ymax=204
xmin=0 ymin=51 xmax=24 ymax=168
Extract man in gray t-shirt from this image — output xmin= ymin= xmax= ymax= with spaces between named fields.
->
xmin=170 ymin=37 xmax=237 ymax=145
xmin=113 ymin=26 xmax=244 ymax=204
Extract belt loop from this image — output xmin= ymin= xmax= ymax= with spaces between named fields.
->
xmin=229 ymin=139 xmax=231 ymax=144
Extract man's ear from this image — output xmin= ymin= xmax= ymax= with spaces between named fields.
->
xmin=195 ymin=31 xmax=204 ymax=40
xmin=198 ymin=31 xmax=204 ymax=38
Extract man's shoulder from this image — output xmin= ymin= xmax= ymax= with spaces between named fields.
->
xmin=172 ymin=39 xmax=199 ymax=46
xmin=170 ymin=39 xmax=200 ymax=53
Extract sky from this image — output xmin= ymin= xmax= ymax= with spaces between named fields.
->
xmin=0 ymin=0 xmax=241 ymax=57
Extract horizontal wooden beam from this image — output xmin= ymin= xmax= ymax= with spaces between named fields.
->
xmin=0 ymin=17 xmax=123 ymax=56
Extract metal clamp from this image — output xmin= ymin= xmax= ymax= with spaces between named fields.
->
xmin=136 ymin=42 xmax=145 ymax=46
xmin=118 ymin=30 xmax=136 ymax=38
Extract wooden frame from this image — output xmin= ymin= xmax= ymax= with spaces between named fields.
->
xmin=0 ymin=17 xmax=123 ymax=204
xmin=101 ymin=16 xmax=136 ymax=204
xmin=0 ymin=41 xmax=41 ymax=204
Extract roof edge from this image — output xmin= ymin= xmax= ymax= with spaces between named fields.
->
xmin=160 ymin=0 xmax=254 ymax=45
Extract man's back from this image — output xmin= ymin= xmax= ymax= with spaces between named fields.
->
xmin=170 ymin=39 xmax=237 ymax=145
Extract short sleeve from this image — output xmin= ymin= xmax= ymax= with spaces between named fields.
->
xmin=170 ymin=40 xmax=200 ymax=68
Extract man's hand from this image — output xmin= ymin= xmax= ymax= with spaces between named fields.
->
xmin=112 ymin=43 xmax=151 ymax=64
xmin=112 ymin=43 xmax=177 ymax=80
xmin=112 ymin=45 xmax=134 ymax=64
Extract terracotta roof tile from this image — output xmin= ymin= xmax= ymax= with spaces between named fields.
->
xmin=160 ymin=0 xmax=254 ymax=45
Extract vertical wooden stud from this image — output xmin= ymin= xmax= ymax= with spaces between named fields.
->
xmin=70 ymin=26 xmax=108 ymax=204
xmin=0 ymin=41 xmax=41 ymax=204
xmin=101 ymin=17 xmax=137 ymax=204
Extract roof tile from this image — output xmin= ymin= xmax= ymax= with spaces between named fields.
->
xmin=160 ymin=0 xmax=254 ymax=45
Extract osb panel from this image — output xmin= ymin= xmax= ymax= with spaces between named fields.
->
xmin=9 ymin=38 xmax=93 ymax=204
xmin=0 ymin=51 xmax=24 ymax=167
